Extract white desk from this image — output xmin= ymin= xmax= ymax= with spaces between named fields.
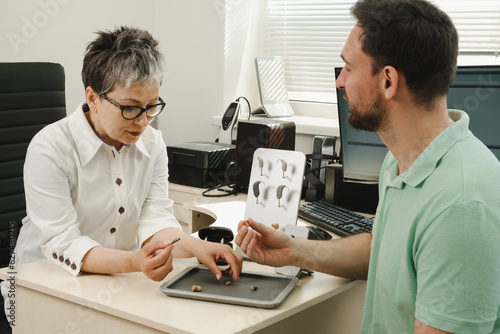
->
xmin=1 ymin=186 xmax=367 ymax=333
xmin=1 ymin=259 xmax=365 ymax=334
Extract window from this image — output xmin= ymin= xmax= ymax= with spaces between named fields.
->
xmin=442 ymin=1 xmax=500 ymax=55
xmin=264 ymin=0 xmax=500 ymax=103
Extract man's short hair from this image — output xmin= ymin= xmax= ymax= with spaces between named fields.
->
xmin=351 ymin=0 xmax=458 ymax=108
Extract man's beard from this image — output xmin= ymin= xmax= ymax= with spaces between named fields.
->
xmin=345 ymin=92 xmax=386 ymax=132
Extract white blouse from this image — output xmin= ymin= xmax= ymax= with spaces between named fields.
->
xmin=13 ymin=102 xmax=181 ymax=276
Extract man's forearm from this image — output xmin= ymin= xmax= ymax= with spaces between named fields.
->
xmin=294 ymin=232 xmax=372 ymax=280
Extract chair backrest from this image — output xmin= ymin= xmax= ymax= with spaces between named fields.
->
xmin=0 ymin=62 xmax=66 ymax=268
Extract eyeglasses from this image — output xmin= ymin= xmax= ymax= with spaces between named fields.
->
xmin=100 ymin=94 xmax=166 ymax=120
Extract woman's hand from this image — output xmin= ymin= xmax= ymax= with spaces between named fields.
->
xmin=235 ymin=218 xmax=295 ymax=267
xmin=133 ymin=239 xmax=175 ymax=281
xmin=193 ymin=242 xmax=243 ymax=281
xmin=145 ymin=228 xmax=243 ymax=281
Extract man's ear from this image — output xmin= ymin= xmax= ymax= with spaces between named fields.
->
xmin=381 ymin=66 xmax=398 ymax=100
xmin=85 ymin=86 xmax=99 ymax=112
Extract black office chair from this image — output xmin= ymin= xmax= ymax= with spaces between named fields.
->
xmin=0 ymin=62 xmax=66 ymax=269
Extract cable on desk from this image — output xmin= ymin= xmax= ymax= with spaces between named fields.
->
xmin=202 ymin=161 xmax=239 ymax=197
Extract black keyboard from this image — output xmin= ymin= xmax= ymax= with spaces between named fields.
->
xmin=298 ymin=201 xmax=374 ymax=237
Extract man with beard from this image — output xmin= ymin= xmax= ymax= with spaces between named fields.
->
xmin=235 ymin=0 xmax=500 ymax=333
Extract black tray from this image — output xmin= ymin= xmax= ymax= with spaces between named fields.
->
xmin=160 ymin=265 xmax=298 ymax=308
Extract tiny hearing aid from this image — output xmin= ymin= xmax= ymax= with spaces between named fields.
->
xmin=257 ymin=157 xmax=264 ymax=176
xmin=253 ymin=181 xmax=264 ymax=204
xmin=276 ymin=185 xmax=287 ymax=207
xmin=277 ymin=159 xmax=287 ymax=178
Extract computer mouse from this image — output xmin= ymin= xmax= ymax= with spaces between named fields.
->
xmin=307 ymin=226 xmax=333 ymax=240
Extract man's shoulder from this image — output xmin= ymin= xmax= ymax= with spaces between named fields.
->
xmin=456 ymin=133 xmax=500 ymax=177
xmin=443 ymin=134 xmax=500 ymax=205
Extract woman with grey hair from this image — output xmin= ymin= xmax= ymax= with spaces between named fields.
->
xmin=8 ymin=26 xmax=243 ymax=283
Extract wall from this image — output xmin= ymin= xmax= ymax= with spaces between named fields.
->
xmin=0 ymin=0 xmax=228 ymax=146
xmin=155 ymin=1 xmax=225 ymax=145
xmin=0 ymin=0 xmax=157 ymax=115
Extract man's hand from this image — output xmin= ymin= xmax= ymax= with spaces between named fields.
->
xmin=235 ymin=218 xmax=296 ymax=267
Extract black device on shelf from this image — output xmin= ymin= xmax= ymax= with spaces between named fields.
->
xmin=298 ymin=201 xmax=373 ymax=237
xmin=234 ymin=119 xmax=295 ymax=193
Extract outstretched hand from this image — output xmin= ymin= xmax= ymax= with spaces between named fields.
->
xmin=235 ymin=218 xmax=295 ymax=267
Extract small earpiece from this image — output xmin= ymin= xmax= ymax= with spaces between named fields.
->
xmin=277 ymin=159 xmax=287 ymax=178
xmin=276 ymin=185 xmax=287 ymax=207
xmin=253 ymin=181 xmax=264 ymax=204
xmin=257 ymin=157 xmax=264 ymax=175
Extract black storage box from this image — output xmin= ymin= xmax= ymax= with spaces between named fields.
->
xmin=235 ymin=118 xmax=295 ymax=192
xmin=167 ymin=142 xmax=235 ymax=188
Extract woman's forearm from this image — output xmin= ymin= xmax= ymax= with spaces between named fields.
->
xmin=81 ymin=246 xmax=137 ymax=274
xmin=147 ymin=227 xmax=202 ymax=258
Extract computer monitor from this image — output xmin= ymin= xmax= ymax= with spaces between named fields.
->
xmin=447 ymin=65 xmax=500 ymax=161
xmin=334 ymin=67 xmax=389 ymax=183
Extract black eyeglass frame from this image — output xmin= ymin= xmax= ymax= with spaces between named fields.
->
xmin=100 ymin=93 xmax=166 ymax=120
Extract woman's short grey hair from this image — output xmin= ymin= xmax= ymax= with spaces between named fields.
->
xmin=81 ymin=26 xmax=164 ymax=95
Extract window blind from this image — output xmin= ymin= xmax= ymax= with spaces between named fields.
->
xmin=438 ymin=1 xmax=500 ymax=55
xmin=264 ymin=0 xmax=500 ymax=103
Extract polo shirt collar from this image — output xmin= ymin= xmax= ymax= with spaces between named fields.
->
xmin=390 ymin=110 xmax=470 ymax=188
xmin=69 ymin=101 xmax=151 ymax=167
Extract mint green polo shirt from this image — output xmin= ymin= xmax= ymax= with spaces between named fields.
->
xmin=361 ymin=110 xmax=500 ymax=333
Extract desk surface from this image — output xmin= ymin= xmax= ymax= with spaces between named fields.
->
xmin=1 ymin=258 xmax=362 ymax=334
